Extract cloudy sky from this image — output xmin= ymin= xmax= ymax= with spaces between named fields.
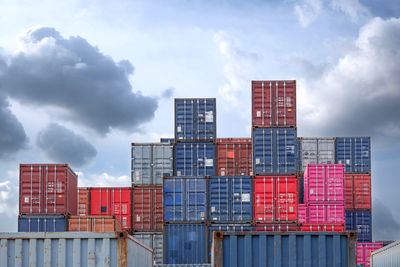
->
xmin=0 ymin=0 xmax=399 ymax=239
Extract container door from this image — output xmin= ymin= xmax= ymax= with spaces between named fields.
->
xmin=90 ymin=189 xmax=110 ymax=216
xmin=110 ymin=188 xmax=131 ymax=229
xmin=217 ymin=143 xmax=234 ymax=176
xmin=326 ymin=205 xmax=345 ymax=224
xmin=20 ymin=165 xmax=43 ymax=214
xmin=300 ymin=139 xmax=318 ymax=172
xmin=344 ymin=174 xmax=354 ymax=209
xmin=237 ymin=143 xmax=252 ymax=176
xmin=133 ymin=187 xmax=151 ymax=231
xmin=132 ymin=145 xmax=151 ymax=185
xmin=197 ymin=143 xmax=215 ymax=176
xmin=163 ymin=178 xmax=184 ymax=221
xmin=276 ymin=177 xmax=297 ymax=221
xmin=252 ymin=81 xmax=273 ymax=127
xmin=306 ymin=165 xmax=326 ymax=202
xmin=354 ymin=174 xmax=371 ymax=209
xmin=209 ymin=177 xmax=229 ymax=221
xmin=276 ymin=129 xmax=297 ymax=174
xmin=254 ymin=177 xmax=274 ymax=222
xmin=275 ymin=81 xmax=296 ymax=126
xmin=318 ymin=138 xmax=335 ymax=164
xmin=308 ymin=205 xmax=326 ymax=223
xmin=44 ymin=166 xmax=67 ymax=214
xmin=152 ymin=145 xmax=173 ymax=185
xmin=232 ymin=177 xmax=252 ymax=221
xmin=175 ymin=99 xmax=195 ymax=140
xmin=253 ymin=128 xmax=273 ymax=174
xmin=326 ymin=165 xmax=344 ymax=202
xmin=186 ymin=178 xmax=207 ymax=221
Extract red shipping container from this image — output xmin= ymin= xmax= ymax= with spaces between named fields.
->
xmin=253 ymin=176 xmax=298 ymax=223
xmin=357 ymin=243 xmax=384 ymax=267
xmin=298 ymin=204 xmax=307 ymax=224
xmin=89 ymin=187 xmax=132 ymax=230
xmin=132 ymin=186 xmax=163 ymax=232
xmin=77 ymin=187 xmax=90 ymax=216
xmin=300 ymin=224 xmax=345 ymax=232
xmin=216 ymin=138 xmax=252 ymax=176
xmin=19 ymin=164 xmax=77 ymax=215
xmin=254 ymin=223 xmax=299 ymax=232
xmin=252 ymin=80 xmax=296 ymax=127
xmin=345 ymin=173 xmax=371 ymax=210
xmin=304 ymin=164 xmax=344 ymax=203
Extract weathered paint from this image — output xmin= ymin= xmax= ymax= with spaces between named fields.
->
xmin=212 ymin=231 xmax=357 ymax=267
xmin=371 ymin=241 xmax=400 ymax=267
xmin=0 ymin=232 xmax=153 ymax=267
xmin=133 ymin=232 xmax=163 ymax=264
xmin=216 ymin=138 xmax=252 ymax=176
xmin=346 ymin=210 xmax=372 ymax=242
xmin=298 ymin=137 xmax=335 ymax=172
xmin=357 ymin=242 xmax=384 ymax=267
xmin=18 ymin=215 xmax=67 ymax=232
xmin=336 ymin=137 xmax=371 ymax=173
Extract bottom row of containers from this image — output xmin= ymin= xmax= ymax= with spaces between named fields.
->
xmin=0 ymin=231 xmax=357 ymax=267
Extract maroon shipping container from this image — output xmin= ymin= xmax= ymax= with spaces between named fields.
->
xmin=216 ymin=138 xmax=253 ymax=176
xmin=345 ymin=173 xmax=371 ymax=210
xmin=89 ymin=187 xmax=132 ymax=230
xmin=77 ymin=187 xmax=90 ymax=216
xmin=252 ymin=80 xmax=296 ymax=127
xmin=254 ymin=223 xmax=299 ymax=232
xmin=19 ymin=164 xmax=78 ymax=215
xmin=132 ymin=186 xmax=163 ymax=232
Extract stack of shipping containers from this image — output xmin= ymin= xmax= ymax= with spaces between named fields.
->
xmin=131 ymin=141 xmax=173 ymax=264
xmin=251 ymin=80 xmax=299 ymax=231
xmin=162 ymin=98 xmax=216 ymax=264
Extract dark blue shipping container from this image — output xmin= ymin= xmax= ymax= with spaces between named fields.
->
xmin=252 ymin=127 xmax=297 ymax=175
xmin=164 ymin=224 xmax=208 ymax=264
xmin=208 ymin=176 xmax=252 ymax=222
xmin=160 ymin=138 xmax=175 ymax=144
xmin=164 ymin=176 xmax=207 ymax=222
xmin=174 ymin=142 xmax=216 ymax=176
xmin=336 ymin=137 xmax=371 ymax=173
xmin=18 ymin=215 xmax=67 ymax=232
xmin=345 ymin=210 xmax=372 ymax=242
xmin=175 ymin=98 xmax=216 ymax=141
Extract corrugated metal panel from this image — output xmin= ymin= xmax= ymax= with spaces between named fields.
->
xmin=164 ymin=224 xmax=208 ymax=264
xmin=155 ymin=265 xmax=211 ymax=267
xmin=346 ymin=210 xmax=372 ymax=242
xmin=212 ymin=231 xmax=357 ymax=267
xmin=18 ymin=215 xmax=67 ymax=232
xmin=160 ymin=138 xmax=175 ymax=144
xmin=299 ymin=137 xmax=335 ymax=172
xmin=163 ymin=177 xmax=207 ymax=222
xmin=307 ymin=203 xmax=345 ymax=224
xmin=78 ymin=187 xmax=90 ymax=216
xmin=68 ymin=216 xmax=122 ymax=232
xmin=174 ymin=143 xmax=216 ymax=176
xmin=216 ymin=138 xmax=252 ymax=176
xmin=133 ymin=232 xmax=163 ymax=264
xmin=132 ymin=186 xmax=163 ymax=231
xmin=345 ymin=173 xmax=371 ymax=210
xmin=357 ymin=243 xmax=383 ymax=267
xmin=252 ymin=128 xmax=297 ymax=175
xmin=175 ymin=98 xmax=216 ymax=141
xmin=299 ymin=224 xmax=345 ymax=232
xmin=336 ymin=137 xmax=371 ymax=173
xmin=371 ymin=241 xmax=400 ymax=267
xmin=0 ymin=232 xmax=153 ymax=267
xmin=131 ymin=143 xmax=173 ymax=185
xmin=208 ymin=176 xmax=252 ymax=222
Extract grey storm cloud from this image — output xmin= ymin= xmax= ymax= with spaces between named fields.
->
xmin=0 ymin=94 xmax=28 ymax=159
xmin=298 ymin=17 xmax=400 ymax=146
xmin=37 ymin=123 xmax=97 ymax=167
xmin=0 ymin=26 xmax=158 ymax=135
xmin=373 ymin=199 xmax=400 ymax=240
xmin=162 ymin=88 xmax=175 ymax=99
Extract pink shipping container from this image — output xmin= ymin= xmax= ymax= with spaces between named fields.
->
xmin=304 ymin=164 xmax=344 ymax=203
xmin=299 ymin=203 xmax=345 ymax=224
xmin=357 ymin=243 xmax=384 ymax=267
xmin=19 ymin=164 xmax=78 ymax=215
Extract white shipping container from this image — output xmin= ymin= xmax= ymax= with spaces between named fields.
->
xmin=371 ymin=241 xmax=400 ymax=267
xmin=299 ymin=137 xmax=335 ymax=172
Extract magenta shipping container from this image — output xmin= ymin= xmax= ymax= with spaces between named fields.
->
xmin=304 ymin=164 xmax=344 ymax=203
xmin=307 ymin=203 xmax=345 ymax=224
xmin=357 ymin=242 xmax=384 ymax=267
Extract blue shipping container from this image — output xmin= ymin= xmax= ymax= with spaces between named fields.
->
xmin=18 ymin=215 xmax=67 ymax=232
xmin=164 ymin=176 xmax=207 ymax=222
xmin=164 ymin=224 xmax=208 ymax=264
xmin=160 ymin=138 xmax=175 ymax=144
xmin=336 ymin=137 xmax=371 ymax=173
xmin=252 ymin=127 xmax=297 ymax=175
xmin=212 ymin=231 xmax=357 ymax=267
xmin=175 ymin=98 xmax=216 ymax=141
xmin=174 ymin=142 xmax=216 ymax=176
xmin=208 ymin=176 xmax=252 ymax=222
xmin=345 ymin=210 xmax=372 ymax=242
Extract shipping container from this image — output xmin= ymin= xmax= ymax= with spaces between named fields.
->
xmin=208 ymin=176 xmax=252 ymax=222
xmin=336 ymin=137 xmax=371 ymax=173
xmin=163 ymin=176 xmax=207 ymax=222
xmin=174 ymin=142 xmax=216 ymax=176
xmin=77 ymin=187 xmax=90 ymax=216
xmin=299 ymin=224 xmax=345 ymax=232
xmin=357 ymin=243 xmax=384 ymax=267
xmin=252 ymin=128 xmax=297 ymax=175
xmin=216 ymin=138 xmax=252 ymax=176
xmin=132 ymin=186 xmax=163 ymax=231
xmin=155 ymin=265 xmax=211 ymax=267
xmin=254 ymin=223 xmax=299 ymax=231
xmin=133 ymin=232 xmax=163 ymax=264
xmin=253 ymin=176 xmax=298 ymax=223
xmin=304 ymin=164 xmax=345 ymax=203
xmin=212 ymin=231 xmax=357 ymax=267
xmin=0 ymin=232 xmax=153 ymax=267
xmin=131 ymin=143 xmax=173 ymax=185
xmin=160 ymin=138 xmax=175 ymax=144
xmin=346 ymin=210 xmax=372 ymax=242
xmin=19 ymin=164 xmax=78 ymax=215
xmin=251 ymin=80 xmax=297 ymax=128
xmin=371 ymin=240 xmax=400 ymax=267
xmin=345 ymin=173 xmax=371 ymax=210
xmin=175 ymin=98 xmax=216 ymax=141
xmin=306 ymin=203 xmax=345 ymax=224
xmin=18 ymin=215 xmax=67 ymax=232
xmin=164 ymin=223 xmax=208 ymax=264
xmin=68 ymin=216 xmax=122 ymax=232
xmin=298 ymin=137 xmax=335 ymax=172
xmin=89 ymin=187 xmax=132 ymax=230
xmin=298 ymin=204 xmax=307 ymax=224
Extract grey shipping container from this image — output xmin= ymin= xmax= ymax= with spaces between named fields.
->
xmin=298 ymin=137 xmax=335 ymax=172
xmin=131 ymin=143 xmax=173 ymax=185
xmin=212 ymin=231 xmax=357 ymax=267
xmin=371 ymin=241 xmax=400 ymax=267
xmin=0 ymin=232 xmax=153 ymax=267
xmin=133 ymin=232 xmax=163 ymax=265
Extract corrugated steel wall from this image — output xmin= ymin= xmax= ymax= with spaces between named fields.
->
xmin=345 ymin=210 xmax=372 ymax=242
xmin=174 ymin=142 xmax=216 ymax=176
xmin=133 ymin=232 xmax=163 ymax=264
xmin=371 ymin=241 xmax=400 ymax=267
xmin=336 ymin=137 xmax=371 ymax=173
xmin=18 ymin=215 xmax=67 ymax=232
xmin=298 ymin=138 xmax=335 ymax=172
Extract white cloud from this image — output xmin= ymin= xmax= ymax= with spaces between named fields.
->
xmin=331 ymin=0 xmax=370 ymax=22
xmin=294 ymin=0 xmax=323 ymax=28
xmin=77 ymin=171 xmax=130 ymax=187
